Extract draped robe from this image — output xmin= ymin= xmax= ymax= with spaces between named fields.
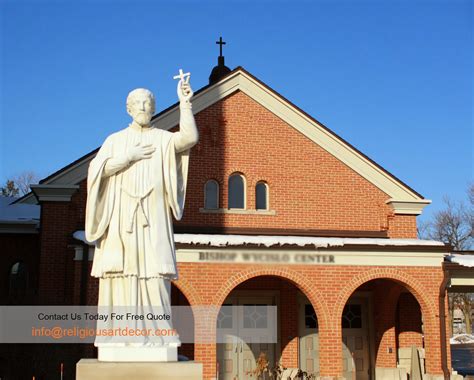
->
xmin=85 ymin=104 xmax=197 ymax=346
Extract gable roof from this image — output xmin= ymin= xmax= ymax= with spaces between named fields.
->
xmin=0 ymin=196 xmax=40 ymax=233
xmin=17 ymin=67 xmax=430 ymax=214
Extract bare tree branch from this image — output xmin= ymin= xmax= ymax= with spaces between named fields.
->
xmin=0 ymin=171 xmax=39 ymax=197
xmin=12 ymin=171 xmax=39 ymax=196
xmin=0 ymin=180 xmax=19 ymax=197
xmin=426 ymin=189 xmax=473 ymax=250
xmin=428 ymin=185 xmax=474 ymax=335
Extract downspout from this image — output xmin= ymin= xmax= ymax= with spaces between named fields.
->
xmin=80 ymin=243 xmax=89 ymax=305
xmin=439 ymin=263 xmax=450 ymax=380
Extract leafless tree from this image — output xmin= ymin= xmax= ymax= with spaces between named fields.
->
xmin=452 ymin=293 xmax=473 ymax=334
xmin=417 ymin=220 xmax=431 ymax=241
xmin=419 ymin=184 xmax=473 ymax=249
xmin=420 ymin=184 xmax=473 ymax=335
xmin=0 ymin=171 xmax=39 ymax=197
xmin=12 ymin=171 xmax=39 ymax=196
xmin=0 ymin=180 xmax=20 ymax=197
xmin=427 ymin=197 xmax=472 ymax=250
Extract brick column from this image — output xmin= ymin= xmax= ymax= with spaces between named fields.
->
xmin=397 ymin=292 xmax=423 ymax=348
xmin=38 ymin=202 xmax=76 ymax=304
xmin=280 ymin=282 xmax=298 ymax=367
xmin=194 ymin=307 xmax=218 ymax=380
xmin=319 ymin=318 xmax=342 ymax=378
xmin=33 ymin=184 xmax=80 ymax=305
xmin=195 ymin=343 xmax=216 ymax=379
xmin=374 ymin=283 xmax=401 ymax=367
xmin=423 ymin=310 xmax=445 ymax=376
xmin=422 ymin=281 xmax=450 ymax=377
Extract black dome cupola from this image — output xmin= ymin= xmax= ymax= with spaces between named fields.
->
xmin=209 ymin=37 xmax=231 ymax=84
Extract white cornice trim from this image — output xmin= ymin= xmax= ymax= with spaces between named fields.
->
xmin=175 ymin=247 xmax=444 ymax=267
xmin=72 ymin=230 xmax=446 ymax=266
xmin=31 ymin=184 xmax=79 ymax=202
xmin=450 ymin=278 xmax=474 ymax=286
xmin=70 ymin=245 xmax=94 ymax=261
xmin=386 ymin=199 xmax=432 ymax=215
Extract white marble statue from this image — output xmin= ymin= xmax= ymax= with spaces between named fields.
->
xmin=85 ymin=71 xmax=198 ymax=361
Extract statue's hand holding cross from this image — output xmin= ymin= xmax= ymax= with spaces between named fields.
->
xmin=173 ymin=69 xmax=193 ymax=103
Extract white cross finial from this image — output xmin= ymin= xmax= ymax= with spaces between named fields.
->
xmin=173 ymin=68 xmax=191 ymax=83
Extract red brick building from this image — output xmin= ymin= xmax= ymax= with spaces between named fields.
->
xmin=7 ymin=64 xmax=455 ymax=380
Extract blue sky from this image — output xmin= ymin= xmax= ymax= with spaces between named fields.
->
xmin=0 ymin=0 xmax=472 ymax=223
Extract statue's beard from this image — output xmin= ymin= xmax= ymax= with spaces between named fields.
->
xmin=134 ymin=113 xmax=152 ymax=126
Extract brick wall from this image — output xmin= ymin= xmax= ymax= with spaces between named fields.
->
xmin=280 ymin=281 xmax=299 ymax=368
xmin=171 ymin=90 xmax=416 ymax=236
xmin=0 ymin=233 xmax=39 ymax=304
xmin=38 ymin=181 xmax=87 ymax=304
xmin=397 ymin=292 xmax=423 ymax=348
xmin=388 ymin=214 xmax=418 ymax=239
xmin=373 ymin=281 xmax=402 ymax=367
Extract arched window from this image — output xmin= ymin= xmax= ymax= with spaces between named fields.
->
xmin=9 ymin=261 xmax=27 ymax=297
xmin=228 ymin=173 xmax=245 ymax=209
xmin=255 ymin=182 xmax=269 ymax=210
xmin=204 ymin=180 xmax=219 ymax=209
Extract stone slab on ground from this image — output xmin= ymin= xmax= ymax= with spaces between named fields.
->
xmin=98 ymin=346 xmax=178 ymax=361
xmin=76 ymin=359 xmax=203 ymax=380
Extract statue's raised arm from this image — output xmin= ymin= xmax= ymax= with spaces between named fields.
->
xmin=173 ymin=70 xmax=199 ymax=153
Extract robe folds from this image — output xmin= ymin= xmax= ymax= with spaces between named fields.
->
xmin=85 ymin=126 xmax=189 ymax=281
xmin=85 ymin=102 xmax=196 ymax=347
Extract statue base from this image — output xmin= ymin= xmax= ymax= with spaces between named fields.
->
xmin=98 ymin=346 xmax=178 ymax=362
xmin=76 ymin=359 xmax=203 ymax=380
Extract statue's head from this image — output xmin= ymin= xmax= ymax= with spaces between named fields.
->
xmin=126 ymin=88 xmax=156 ymax=127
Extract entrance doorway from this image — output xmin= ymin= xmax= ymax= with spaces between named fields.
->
xmin=342 ymin=297 xmax=372 ymax=380
xmin=217 ymin=294 xmax=277 ymax=380
xmin=298 ymin=293 xmax=372 ymax=379
xmin=298 ymin=294 xmax=320 ymax=377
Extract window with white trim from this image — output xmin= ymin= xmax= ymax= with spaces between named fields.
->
xmin=9 ymin=261 xmax=27 ymax=297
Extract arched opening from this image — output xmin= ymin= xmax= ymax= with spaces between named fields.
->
xmin=204 ymin=180 xmax=219 ymax=209
xmin=228 ymin=173 xmax=245 ymax=209
xmin=9 ymin=261 xmax=27 ymax=298
xmin=171 ymin=283 xmax=195 ymax=361
xmin=255 ymin=182 xmax=269 ymax=210
xmin=341 ymin=279 xmax=424 ymax=380
xmin=216 ymin=275 xmax=321 ymax=380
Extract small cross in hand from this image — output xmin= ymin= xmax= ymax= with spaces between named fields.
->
xmin=173 ymin=69 xmax=191 ymax=83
